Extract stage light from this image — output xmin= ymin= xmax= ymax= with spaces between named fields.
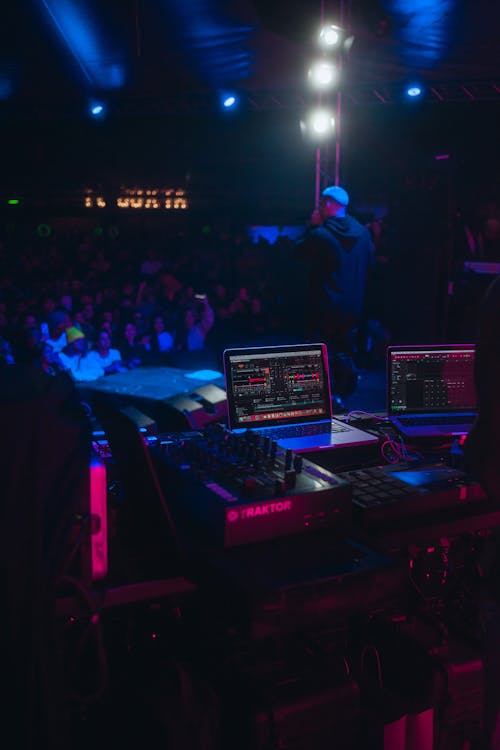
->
xmin=301 ymin=109 xmax=335 ymax=140
xmin=308 ymin=61 xmax=338 ymax=89
xmin=89 ymin=101 xmax=106 ymax=117
xmin=319 ymin=24 xmax=344 ymax=48
xmin=217 ymin=90 xmax=240 ymax=112
xmin=406 ymin=85 xmax=423 ymax=98
xmin=39 ymin=0 xmax=126 ymax=89
xmin=310 ymin=109 xmax=335 ymax=135
xmin=220 ymin=92 xmax=239 ymax=111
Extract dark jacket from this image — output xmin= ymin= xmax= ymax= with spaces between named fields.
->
xmin=300 ymin=214 xmax=375 ymax=338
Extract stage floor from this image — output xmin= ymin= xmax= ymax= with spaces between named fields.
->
xmin=79 ymin=365 xmax=226 ymax=401
xmin=79 ymin=362 xmax=386 ymax=420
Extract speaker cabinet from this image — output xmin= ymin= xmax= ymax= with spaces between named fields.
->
xmin=160 ymin=384 xmax=227 ymax=430
xmin=120 ymin=405 xmax=158 ymax=436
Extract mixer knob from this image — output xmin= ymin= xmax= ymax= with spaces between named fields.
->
xmin=284 ymin=448 xmax=293 ymax=470
xmin=284 ymin=469 xmax=296 ymax=488
xmin=293 ymin=455 xmax=303 ymax=473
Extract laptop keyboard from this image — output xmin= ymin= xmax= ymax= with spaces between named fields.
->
xmin=397 ymin=415 xmax=473 ymax=426
xmin=255 ymin=421 xmax=349 ymax=439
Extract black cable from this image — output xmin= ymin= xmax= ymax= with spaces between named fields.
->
xmin=59 ymin=574 xmax=110 ymax=704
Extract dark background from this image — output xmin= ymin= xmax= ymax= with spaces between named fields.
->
xmin=1 ymin=0 xmax=499 ymax=223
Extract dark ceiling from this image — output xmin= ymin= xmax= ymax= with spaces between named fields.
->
xmin=1 ymin=0 xmax=500 ymax=210
xmin=2 ymin=0 xmax=500 ymax=118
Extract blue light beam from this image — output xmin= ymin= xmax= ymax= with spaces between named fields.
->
xmin=383 ymin=0 xmax=456 ymax=65
xmin=38 ymin=0 xmax=126 ymax=89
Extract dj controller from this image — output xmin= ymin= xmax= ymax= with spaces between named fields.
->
xmin=149 ymin=424 xmax=352 ymax=547
xmin=336 ymin=462 xmax=488 ymax=529
xmin=85 ymin=412 xmax=500 ymax=750
xmin=146 ymin=421 xmax=489 ymax=549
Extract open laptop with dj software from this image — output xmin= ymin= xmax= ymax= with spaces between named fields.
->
xmin=223 ymin=343 xmax=378 ymax=452
xmin=387 ymin=344 xmax=477 ymax=438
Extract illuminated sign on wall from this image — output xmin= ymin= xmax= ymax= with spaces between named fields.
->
xmin=85 ymin=195 xmax=107 ymax=208
xmin=84 ymin=188 xmax=188 ymax=210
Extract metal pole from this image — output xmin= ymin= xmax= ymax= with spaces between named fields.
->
xmin=334 ymin=0 xmax=345 ymax=186
xmin=334 ymin=89 xmax=341 ymax=186
xmin=315 ymin=146 xmax=322 ymax=208
xmin=314 ymin=0 xmax=326 ymax=207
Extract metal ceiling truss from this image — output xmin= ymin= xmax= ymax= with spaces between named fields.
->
xmin=2 ymin=80 xmax=500 ymax=121
xmin=96 ymin=79 xmax=500 ymax=113
xmin=345 ymin=79 xmax=500 ymax=105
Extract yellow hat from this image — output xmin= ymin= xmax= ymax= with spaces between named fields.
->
xmin=65 ymin=326 xmax=85 ymax=345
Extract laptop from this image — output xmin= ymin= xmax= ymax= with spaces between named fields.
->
xmin=223 ymin=342 xmax=378 ymax=452
xmin=387 ymin=344 xmax=477 ymax=438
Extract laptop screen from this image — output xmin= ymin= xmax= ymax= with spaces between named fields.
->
xmin=224 ymin=343 xmax=332 ymax=429
xmin=387 ymin=345 xmax=476 ymax=416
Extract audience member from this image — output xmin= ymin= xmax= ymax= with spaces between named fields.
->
xmin=80 ymin=302 xmax=98 ymax=343
xmin=86 ymin=329 xmax=126 ymax=375
xmin=45 ymin=310 xmax=71 ymax=353
xmin=140 ymin=248 xmax=163 ymax=276
xmin=58 ymin=327 xmax=105 ymax=381
xmin=39 ymin=342 xmax=66 ymax=376
xmin=60 ymin=294 xmax=73 ymax=314
xmin=118 ymin=322 xmax=145 ymax=368
xmin=98 ymin=309 xmax=118 ymax=338
xmin=174 ymin=295 xmax=214 ymax=352
xmin=143 ymin=315 xmax=174 ymax=362
xmin=13 ymin=326 xmax=43 ymax=365
xmin=0 ymin=336 xmax=15 ymax=365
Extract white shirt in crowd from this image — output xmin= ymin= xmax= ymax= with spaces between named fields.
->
xmin=45 ymin=331 xmax=68 ymax=354
xmin=86 ymin=348 xmax=123 ymax=369
xmin=58 ymin=352 xmax=105 ymax=381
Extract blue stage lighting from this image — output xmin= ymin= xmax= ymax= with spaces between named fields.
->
xmin=406 ymin=85 xmax=423 ymax=98
xmin=222 ymin=94 xmax=237 ymax=109
xmin=38 ymin=0 xmax=126 ymax=89
xmin=386 ymin=0 xmax=453 ymax=64
xmin=89 ymin=101 xmax=105 ymax=117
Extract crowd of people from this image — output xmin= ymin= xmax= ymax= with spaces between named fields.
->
xmin=3 ymin=183 xmax=496 ymax=383
xmin=0 ymin=222 xmax=303 ymax=379
xmin=2 ymin=197 xmax=500 ymax=750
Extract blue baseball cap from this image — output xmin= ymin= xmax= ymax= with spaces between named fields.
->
xmin=322 ymin=186 xmax=350 ymax=206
